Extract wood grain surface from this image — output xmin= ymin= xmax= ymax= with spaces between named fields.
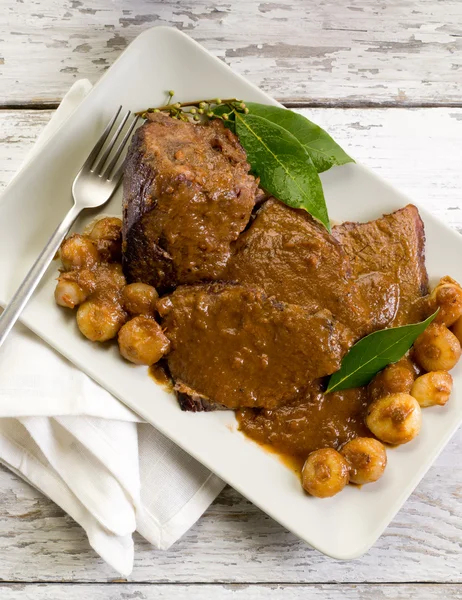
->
xmin=1 ymin=0 xmax=461 ymax=107
xmin=2 ymin=583 xmax=462 ymax=599
xmin=0 ymin=431 xmax=460 ymax=584
xmin=1 ymin=1 xmax=462 ymax=595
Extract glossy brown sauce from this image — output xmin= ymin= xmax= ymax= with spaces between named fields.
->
xmin=148 ymin=361 xmax=174 ymax=392
xmin=256 ymin=442 xmax=306 ymax=475
xmin=237 ymin=383 xmax=371 ymax=467
xmin=157 ymin=284 xmax=355 ymax=410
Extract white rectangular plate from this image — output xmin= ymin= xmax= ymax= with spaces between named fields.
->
xmin=1 ymin=26 xmax=461 ymax=559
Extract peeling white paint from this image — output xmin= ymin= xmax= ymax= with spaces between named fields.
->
xmin=1 ymin=583 xmax=462 ymax=600
xmin=0 ymin=0 xmax=461 ymax=105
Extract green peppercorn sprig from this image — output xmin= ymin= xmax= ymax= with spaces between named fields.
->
xmin=136 ymin=91 xmax=249 ymax=122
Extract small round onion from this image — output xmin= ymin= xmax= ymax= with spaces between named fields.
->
xmin=366 ymin=393 xmax=422 ymax=445
xmin=118 ymin=316 xmax=170 ymax=365
xmin=76 ymin=300 xmax=126 ymax=342
xmin=301 ymin=448 xmax=349 ymax=498
xmin=341 ymin=437 xmax=387 ymax=484
xmin=413 ymin=323 xmax=461 ymax=372
xmin=411 ymin=371 xmax=453 ymax=407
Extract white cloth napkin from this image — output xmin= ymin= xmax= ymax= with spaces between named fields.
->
xmin=0 ymin=80 xmax=225 ymax=576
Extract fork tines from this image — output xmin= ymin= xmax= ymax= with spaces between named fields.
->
xmin=83 ymin=106 xmax=139 ymax=182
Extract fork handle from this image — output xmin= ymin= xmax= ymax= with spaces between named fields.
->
xmin=0 ymin=203 xmax=82 ymax=350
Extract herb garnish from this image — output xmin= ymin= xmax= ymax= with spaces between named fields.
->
xmin=137 ymin=94 xmax=354 ymax=231
xmin=234 ymin=112 xmax=329 ymax=230
xmin=326 ymin=310 xmax=439 ymax=393
xmin=242 ymin=103 xmax=354 ymax=173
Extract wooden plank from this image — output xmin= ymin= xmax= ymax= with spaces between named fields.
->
xmin=0 ymin=111 xmax=52 ymax=187
xmin=1 ymin=0 xmax=461 ymax=106
xmin=1 ymin=431 xmax=461 ymax=584
xmin=1 ymin=583 xmax=462 ymax=599
xmin=0 ymin=107 xmax=461 ymax=583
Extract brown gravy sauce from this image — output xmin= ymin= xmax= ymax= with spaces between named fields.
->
xmin=237 ymin=383 xmax=371 ymax=469
xmin=256 ymin=442 xmax=306 ymax=475
xmin=148 ymin=361 xmax=174 ymax=392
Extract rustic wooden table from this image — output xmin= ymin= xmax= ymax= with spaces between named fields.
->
xmin=1 ymin=1 xmax=462 ymax=598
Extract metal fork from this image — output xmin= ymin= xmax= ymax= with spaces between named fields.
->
xmin=0 ymin=106 xmax=139 ymax=349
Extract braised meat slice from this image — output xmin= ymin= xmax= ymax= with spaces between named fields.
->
xmin=224 ymin=198 xmax=397 ymax=338
xmin=333 ymin=204 xmax=429 ymax=325
xmin=122 ymin=113 xmax=258 ymax=290
xmin=157 ymin=283 xmax=355 ymax=410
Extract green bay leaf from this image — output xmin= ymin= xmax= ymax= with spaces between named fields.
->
xmin=244 ymin=102 xmax=354 ymax=173
xmin=234 ymin=111 xmax=330 ymax=231
xmin=326 ymin=310 xmax=439 ymax=393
